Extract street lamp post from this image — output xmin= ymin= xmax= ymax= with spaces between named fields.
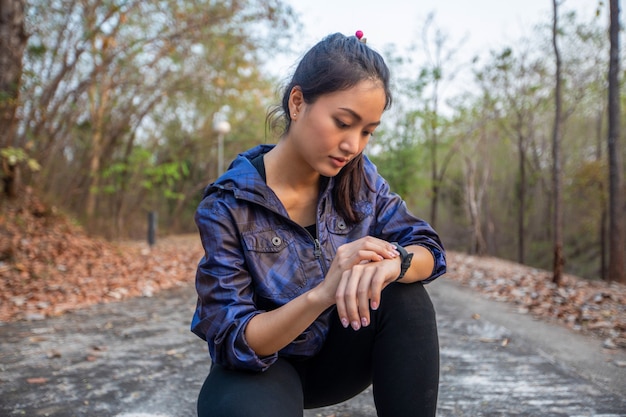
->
xmin=213 ymin=120 xmax=231 ymax=177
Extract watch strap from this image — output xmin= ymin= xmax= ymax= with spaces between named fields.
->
xmin=391 ymin=242 xmax=413 ymax=281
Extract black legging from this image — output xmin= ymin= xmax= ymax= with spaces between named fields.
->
xmin=197 ymin=282 xmax=440 ymax=417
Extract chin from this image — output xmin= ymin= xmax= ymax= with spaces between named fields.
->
xmin=318 ymin=166 xmax=343 ymax=178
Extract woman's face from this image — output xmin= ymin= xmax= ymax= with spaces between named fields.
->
xmin=288 ymin=79 xmax=387 ymax=177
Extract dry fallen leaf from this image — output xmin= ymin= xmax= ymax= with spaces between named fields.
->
xmin=47 ymin=350 xmax=62 ymax=359
xmin=27 ymin=377 xmax=48 ymax=384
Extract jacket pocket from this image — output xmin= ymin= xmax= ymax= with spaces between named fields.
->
xmin=325 ymin=214 xmax=359 ymax=251
xmin=241 ymin=228 xmax=308 ymax=299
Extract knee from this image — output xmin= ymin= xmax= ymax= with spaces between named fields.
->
xmin=373 ymin=283 xmax=438 ymax=340
xmin=197 ymin=361 xmax=304 ymax=417
xmin=382 ymin=282 xmax=436 ymax=317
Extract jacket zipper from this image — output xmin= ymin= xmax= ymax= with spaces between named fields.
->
xmin=313 ymin=238 xmax=322 ymax=259
xmin=313 ymin=237 xmax=328 ymax=275
xmin=305 ymin=229 xmax=327 ymax=276
xmin=282 ymin=214 xmax=328 ymax=276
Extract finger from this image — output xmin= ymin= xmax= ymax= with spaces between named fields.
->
xmin=343 ymin=267 xmax=363 ymax=330
xmin=335 ymin=239 xmax=398 ymax=271
xmin=335 ymin=245 xmax=381 ymax=270
xmin=351 ymin=244 xmax=398 ymax=265
xmin=356 ymin=269 xmax=374 ymax=327
xmin=354 ymin=249 xmax=384 ymax=263
xmin=335 ymin=271 xmax=350 ymax=328
xmin=360 ymin=237 xmax=399 ymax=259
xmin=369 ymin=268 xmax=387 ymax=311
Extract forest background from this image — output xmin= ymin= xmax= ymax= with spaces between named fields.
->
xmin=0 ymin=0 xmax=624 ymax=286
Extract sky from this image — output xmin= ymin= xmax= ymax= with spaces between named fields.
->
xmin=273 ymin=0 xmax=606 ymax=77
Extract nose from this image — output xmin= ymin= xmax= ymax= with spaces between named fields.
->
xmin=339 ymin=131 xmax=361 ymax=156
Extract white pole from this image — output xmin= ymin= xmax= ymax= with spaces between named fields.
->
xmin=218 ymin=132 xmax=224 ymax=176
xmin=213 ymin=120 xmax=231 ymax=177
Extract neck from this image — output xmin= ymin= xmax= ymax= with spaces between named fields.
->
xmin=264 ymin=140 xmax=320 ymax=191
xmin=264 ymin=140 xmax=320 ymax=226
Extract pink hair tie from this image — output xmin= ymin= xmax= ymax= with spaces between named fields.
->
xmin=355 ymin=30 xmax=366 ymax=44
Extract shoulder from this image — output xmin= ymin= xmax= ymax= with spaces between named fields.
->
xmin=361 ymin=153 xmax=390 ymax=193
xmin=362 ymin=153 xmax=378 ymax=175
xmin=201 ymin=145 xmax=271 ymax=201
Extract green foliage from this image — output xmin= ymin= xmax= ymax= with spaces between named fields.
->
xmin=369 ymin=114 xmax=432 ymax=213
xmin=0 ymin=147 xmax=41 ymax=172
xmin=26 ymin=43 xmax=46 ymax=56
xmin=101 ymin=148 xmax=189 ymax=200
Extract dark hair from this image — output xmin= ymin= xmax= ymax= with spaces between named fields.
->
xmin=267 ymin=32 xmax=393 ymax=224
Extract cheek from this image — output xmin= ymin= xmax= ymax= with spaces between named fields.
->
xmin=304 ymin=119 xmax=336 ymax=150
xmin=360 ymin=135 xmax=371 ymax=149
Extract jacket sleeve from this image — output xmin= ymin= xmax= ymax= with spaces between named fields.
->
xmin=368 ymin=166 xmax=446 ymax=283
xmin=191 ymin=196 xmax=277 ymax=372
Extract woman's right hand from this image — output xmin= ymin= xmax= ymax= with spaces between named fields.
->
xmin=313 ymin=237 xmax=399 ymax=328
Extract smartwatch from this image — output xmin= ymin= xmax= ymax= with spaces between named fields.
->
xmin=391 ymin=242 xmax=413 ymax=281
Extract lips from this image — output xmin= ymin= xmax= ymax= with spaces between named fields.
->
xmin=330 ymin=156 xmax=349 ymax=167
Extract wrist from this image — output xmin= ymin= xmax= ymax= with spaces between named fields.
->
xmin=307 ymin=284 xmax=335 ymax=310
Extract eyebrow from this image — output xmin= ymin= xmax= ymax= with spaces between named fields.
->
xmin=338 ymin=107 xmax=381 ymax=127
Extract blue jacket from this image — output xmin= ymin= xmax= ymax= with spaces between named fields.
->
xmin=191 ymin=144 xmax=446 ymax=371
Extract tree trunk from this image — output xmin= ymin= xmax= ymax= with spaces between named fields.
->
xmin=464 ymin=156 xmax=488 ymax=255
xmin=595 ymin=101 xmax=608 ymax=281
xmin=551 ymin=0 xmax=565 ymax=285
xmin=430 ymin=182 xmax=439 ymax=229
xmin=600 ymin=206 xmax=608 ymax=280
xmin=84 ymin=32 xmax=113 ymax=223
xmin=517 ymin=130 xmax=526 ymax=264
xmin=429 ymin=108 xmax=439 ymax=229
xmin=0 ymin=0 xmax=27 ymax=199
xmin=84 ymin=130 xmax=102 ymax=220
xmin=607 ymin=0 xmax=625 ymax=283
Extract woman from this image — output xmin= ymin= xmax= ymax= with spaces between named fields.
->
xmin=191 ymin=31 xmax=446 ymax=417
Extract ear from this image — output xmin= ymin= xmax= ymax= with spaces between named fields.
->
xmin=288 ymin=86 xmax=304 ymax=115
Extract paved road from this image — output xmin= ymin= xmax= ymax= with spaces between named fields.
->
xmin=1 ymin=278 xmax=625 ymax=417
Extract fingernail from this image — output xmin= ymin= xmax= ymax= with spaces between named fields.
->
xmin=341 ymin=318 xmax=349 ymax=328
xmin=361 ymin=317 xmax=369 ymax=327
xmin=371 ymin=301 xmax=379 ymax=310
xmin=351 ymin=321 xmax=360 ymax=331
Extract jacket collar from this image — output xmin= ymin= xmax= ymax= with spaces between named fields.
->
xmin=205 ymin=144 xmax=334 ymax=212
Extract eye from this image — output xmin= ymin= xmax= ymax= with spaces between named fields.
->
xmin=335 ymin=118 xmax=349 ymax=129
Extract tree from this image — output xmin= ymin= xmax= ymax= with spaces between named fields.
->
xmin=458 ymin=104 xmax=491 ymax=255
xmin=543 ymin=8 xmax=611 ymax=280
xmin=17 ymin=0 xmax=295 ymax=236
xmin=475 ymin=46 xmax=550 ymax=264
xmin=607 ymin=0 xmax=625 ymax=283
xmin=551 ymin=0 xmax=565 ymax=285
xmin=405 ymin=13 xmax=466 ymax=228
xmin=0 ymin=0 xmax=28 ymax=199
